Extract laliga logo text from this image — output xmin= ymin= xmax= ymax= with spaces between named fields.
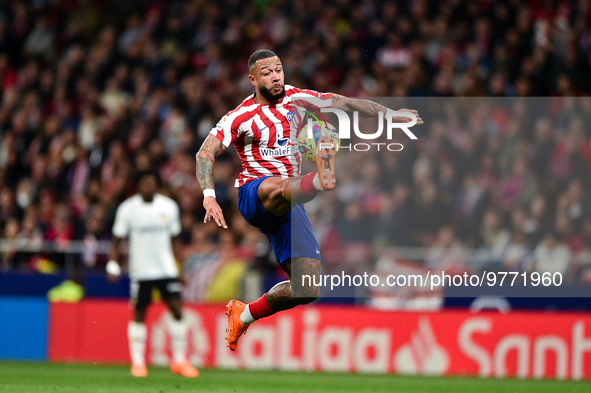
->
xmin=307 ymin=108 xmax=418 ymax=152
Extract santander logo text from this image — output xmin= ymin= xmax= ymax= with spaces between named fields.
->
xmin=458 ymin=317 xmax=591 ymax=380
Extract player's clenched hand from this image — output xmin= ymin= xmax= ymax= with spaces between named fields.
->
xmin=203 ymin=197 xmax=228 ymax=229
xmin=395 ymin=109 xmax=424 ymax=125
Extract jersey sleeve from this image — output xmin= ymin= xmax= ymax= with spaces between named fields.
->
xmin=170 ymin=202 xmax=182 ymax=237
xmin=112 ymin=203 xmax=129 ymax=238
xmin=209 ymin=112 xmax=240 ymax=148
xmin=290 ymin=87 xmax=333 ymax=110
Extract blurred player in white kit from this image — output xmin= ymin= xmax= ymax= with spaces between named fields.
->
xmin=107 ymin=170 xmax=198 ymax=378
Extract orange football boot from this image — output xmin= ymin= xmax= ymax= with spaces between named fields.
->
xmin=225 ymin=300 xmax=249 ymax=351
xmin=170 ymin=361 xmax=199 ymax=378
xmin=131 ymin=364 xmax=148 ymax=377
xmin=316 ymin=135 xmax=336 ymax=190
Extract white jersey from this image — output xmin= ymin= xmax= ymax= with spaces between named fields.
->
xmin=112 ymin=194 xmax=181 ymax=281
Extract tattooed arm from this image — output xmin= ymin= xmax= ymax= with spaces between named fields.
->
xmin=196 ymin=134 xmax=227 ymax=190
xmin=331 ymin=93 xmax=424 ymax=124
xmin=196 ymin=134 xmax=229 ymax=228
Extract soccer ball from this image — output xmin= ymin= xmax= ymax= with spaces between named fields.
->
xmin=297 ymin=120 xmax=340 ymax=162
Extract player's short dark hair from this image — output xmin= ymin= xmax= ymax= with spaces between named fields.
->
xmin=135 ymin=169 xmax=160 ymax=185
xmin=248 ymin=49 xmax=278 ymax=71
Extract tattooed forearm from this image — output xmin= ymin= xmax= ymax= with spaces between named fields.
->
xmin=332 ymin=93 xmax=388 ymax=117
xmin=196 ymin=155 xmax=215 ymax=190
xmin=195 ymin=135 xmax=227 ymax=191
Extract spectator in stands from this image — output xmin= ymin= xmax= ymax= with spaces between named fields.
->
xmin=479 ymin=208 xmax=511 ymax=257
xmin=0 ymin=217 xmax=19 ymax=271
xmin=533 ymin=231 xmax=571 ymax=275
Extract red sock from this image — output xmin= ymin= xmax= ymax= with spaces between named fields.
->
xmin=299 ymin=172 xmax=319 ymax=196
xmin=248 ymin=293 xmax=275 ymax=320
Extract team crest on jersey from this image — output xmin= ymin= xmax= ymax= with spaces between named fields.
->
xmin=286 ymin=111 xmax=296 ymax=123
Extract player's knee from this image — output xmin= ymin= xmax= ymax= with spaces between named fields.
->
xmin=267 ymin=187 xmax=282 ymax=204
xmin=298 ymin=294 xmax=319 ymax=305
xmin=280 ymin=179 xmax=291 ymax=200
xmin=298 ymin=285 xmax=320 ymax=304
xmin=259 ymin=177 xmax=287 ymax=199
xmin=259 ymin=179 xmax=291 ymax=215
xmin=267 ymin=179 xmax=290 ymax=203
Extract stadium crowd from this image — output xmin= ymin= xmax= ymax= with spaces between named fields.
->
xmin=1 ymin=0 xmax=591 ymax=294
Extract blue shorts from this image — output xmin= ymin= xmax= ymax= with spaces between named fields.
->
xmin=238 ymin=176 xmax=320 ymax=266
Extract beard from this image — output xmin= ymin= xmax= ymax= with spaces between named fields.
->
xmin=259 ymin=84 xmax=285 ymax=102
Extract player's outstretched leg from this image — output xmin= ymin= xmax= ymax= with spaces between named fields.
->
xmin=257 ymin=135 xmax=338 ymax=215
xmin=225 ymin=257 xmax=319 ymax=351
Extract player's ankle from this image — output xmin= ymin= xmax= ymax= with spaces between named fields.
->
xmin=300 ymin=172 xmax=321 ymax=196
xmin=312 ymin=173 xmax=321 ymax=191
xmin=248 ymin=294 xmax=276 ymax=321
xmin=239 ymin=304 xmax=255 ymax=325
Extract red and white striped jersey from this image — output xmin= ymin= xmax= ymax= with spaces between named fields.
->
xmin=210 ymin=85 xmax=332 ymax=187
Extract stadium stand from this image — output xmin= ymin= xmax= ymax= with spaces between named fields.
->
xmin=1 ymin=0 xmax=591 ymax=301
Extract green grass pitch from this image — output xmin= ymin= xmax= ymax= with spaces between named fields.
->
xmin=0 ymin=361 xmax=589 ymax=393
